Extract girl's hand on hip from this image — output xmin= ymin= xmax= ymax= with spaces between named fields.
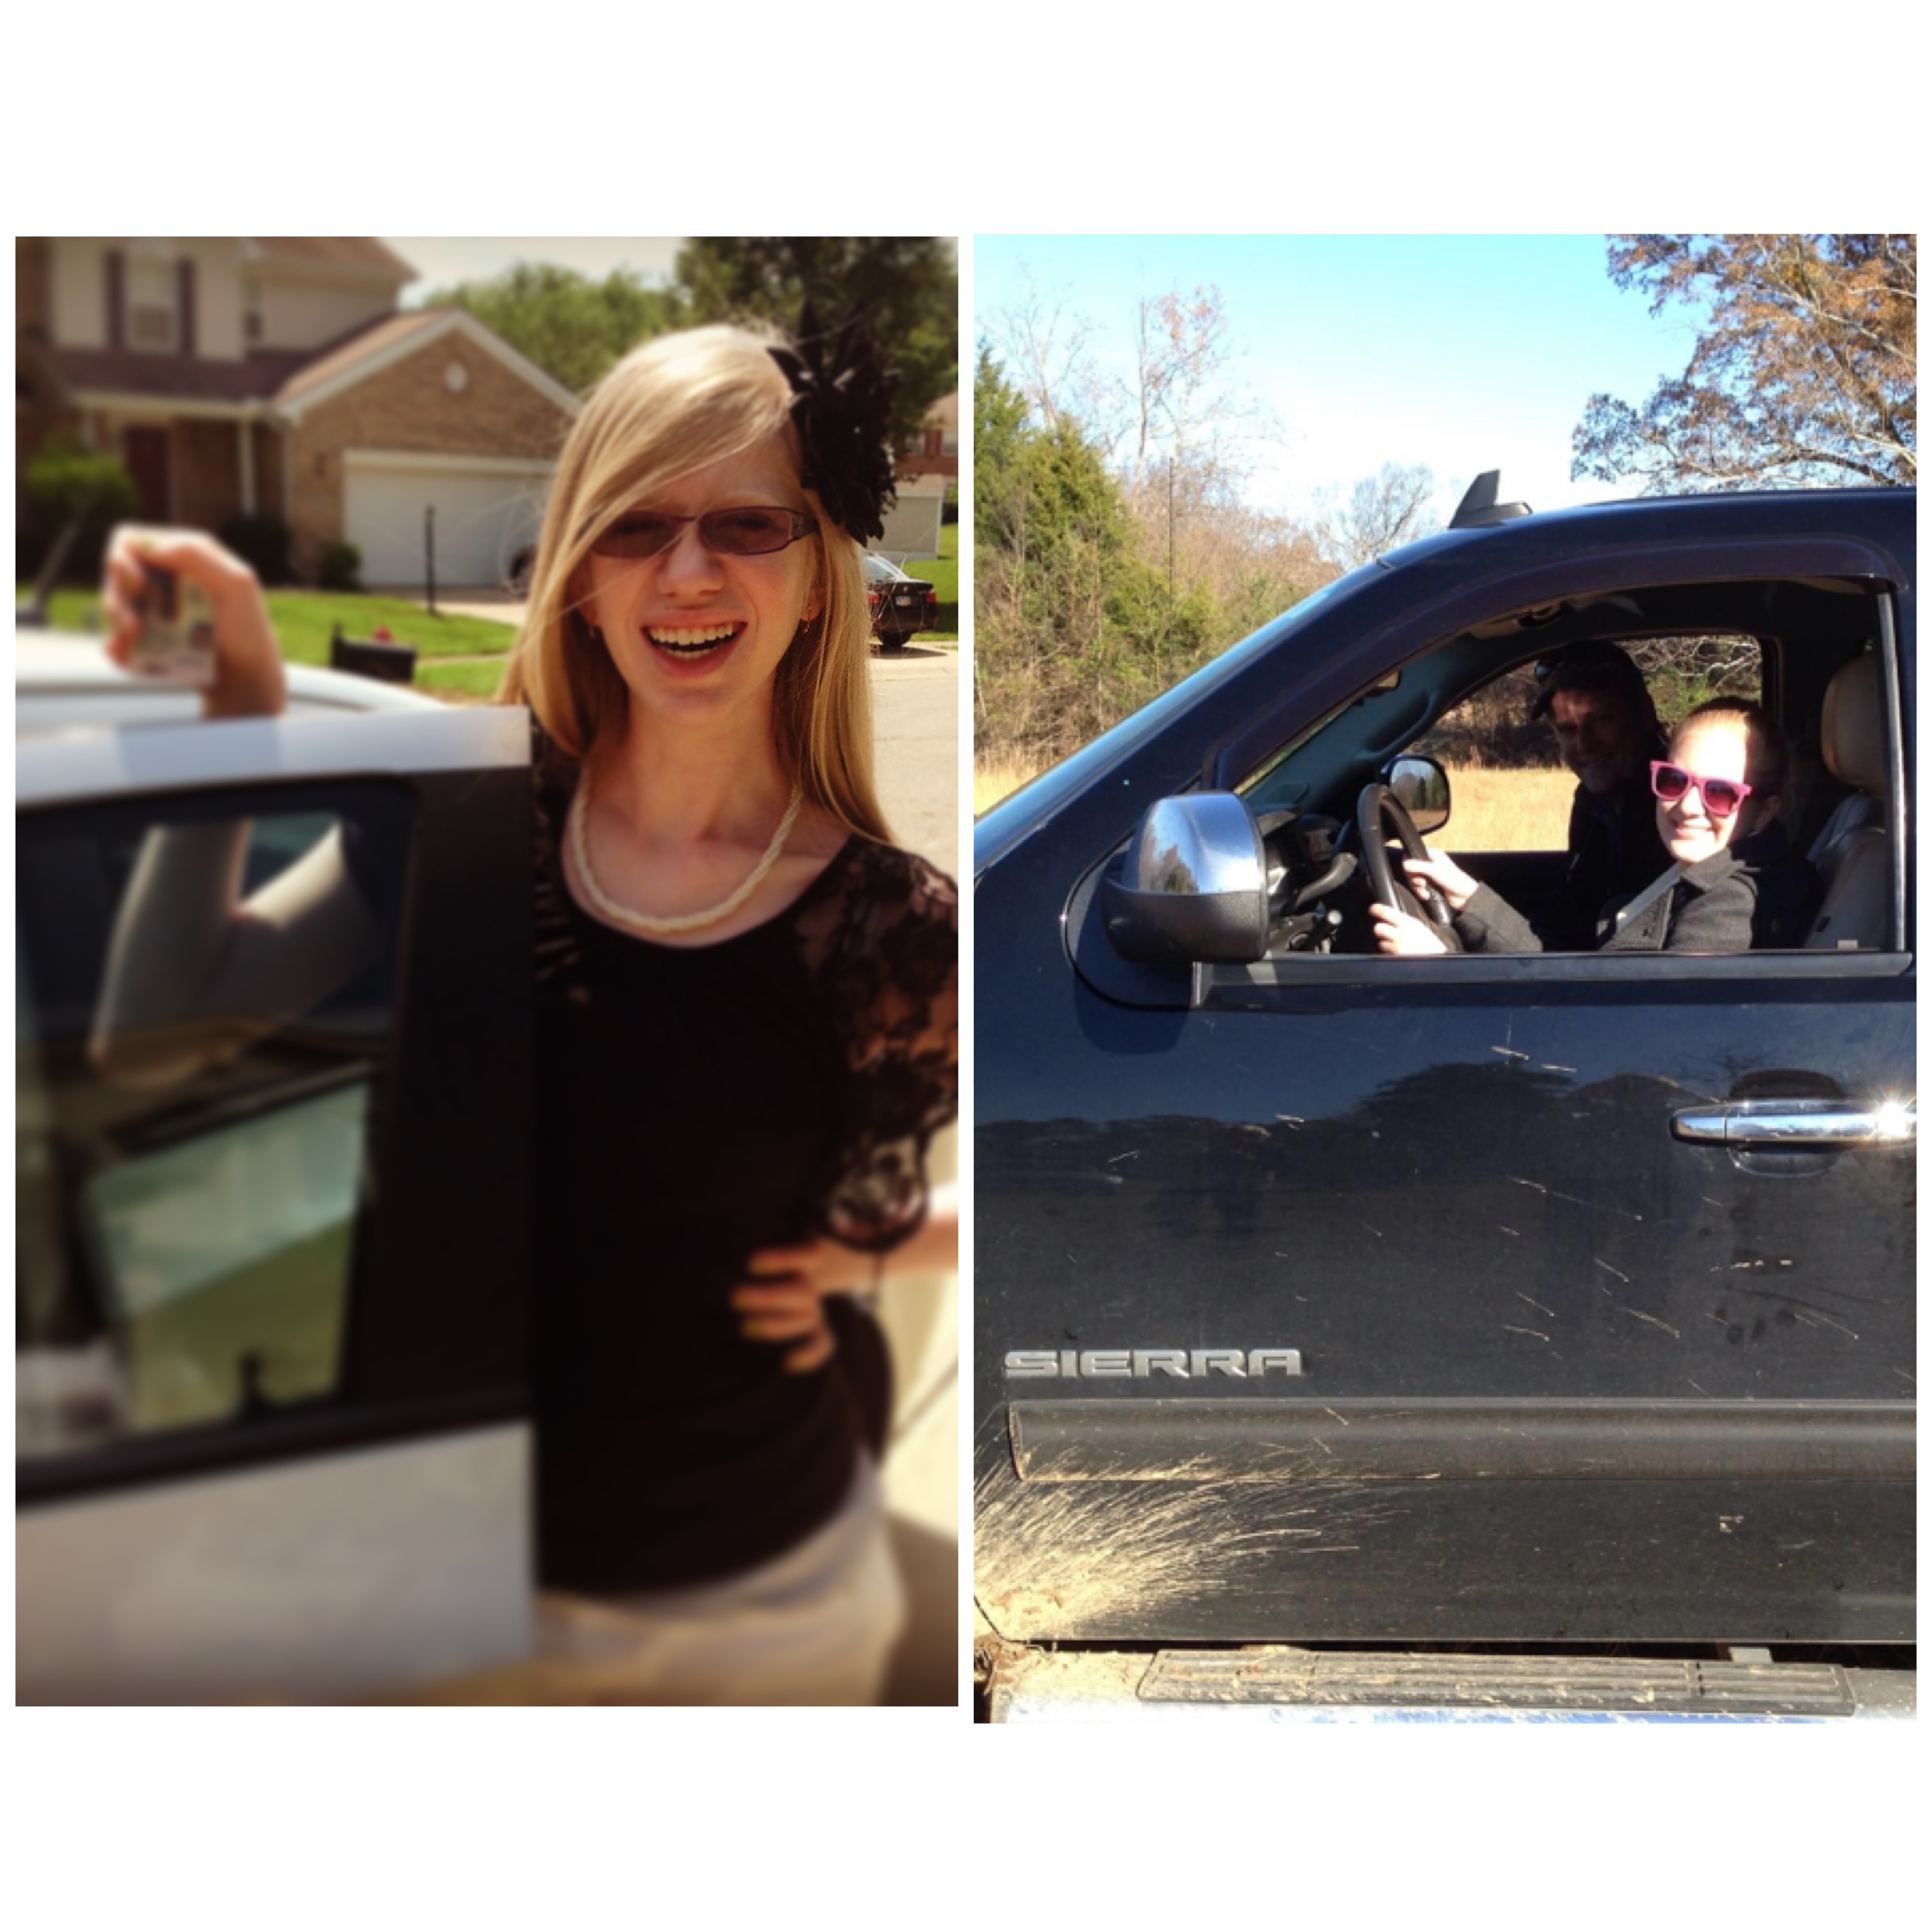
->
xmin=732 ymin=1239 xmax=870 ymax=1373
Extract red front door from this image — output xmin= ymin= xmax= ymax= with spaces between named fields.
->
xmin=124 ymin=427 xmax=171 ymax=519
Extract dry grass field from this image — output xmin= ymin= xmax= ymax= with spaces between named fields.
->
xmin=1435 ymin=765 xmax=1576 ymax=851
xmin=974 ymin=763 xmax=1038 ymax=816
xmin=975 ymin=761 xmax=1577 ymax=852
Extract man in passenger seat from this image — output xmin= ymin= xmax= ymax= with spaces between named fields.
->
xmin=1528 ymin=642 xmax=1673 ymax=949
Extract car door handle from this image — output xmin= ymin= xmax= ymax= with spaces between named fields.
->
xmin=1671 ymin=1099 xmax=1916 ymax=1149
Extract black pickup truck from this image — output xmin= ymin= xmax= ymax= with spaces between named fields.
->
xmin=974 ymin=482 xmax=1915 ymax=1722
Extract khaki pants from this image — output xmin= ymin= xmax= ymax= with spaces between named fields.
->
xmin=534 ymin=1457 xmax=905 ymax=1705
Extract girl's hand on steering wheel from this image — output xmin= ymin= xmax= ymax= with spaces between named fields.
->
xmin=732 ymin=1239 xmax=871 ymax=1373
xmin=1369 ymin=901 xmax=1450 ymax=956
xmin=1403 ymin=846 xmax=1478 ymax=913
xmin=103 ymin=526 xmax=287 ymax=721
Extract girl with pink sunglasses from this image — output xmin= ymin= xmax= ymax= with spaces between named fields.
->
xmin=1373 ymin=699 xmax=1819 ymax=955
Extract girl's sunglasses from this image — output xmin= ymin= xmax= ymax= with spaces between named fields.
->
xmin=1650 ymin=761 xmax=1754 ymax=818
xmin=589 ymin=506 xmax=817 ymax=561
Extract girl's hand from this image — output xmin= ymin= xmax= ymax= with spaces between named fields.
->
xmin=1369 ymin=901 xmax=1450 ymax=956
xmin=1403 ymin=847 xmax=1478 ymax=913
xmin=731 ymin=1239 xmax=872 ymax=1373
xmin=103 ymin=525 xmax=287 ymax=720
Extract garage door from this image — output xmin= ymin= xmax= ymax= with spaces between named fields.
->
xmin=344 ymin=459 xmax=552 ymax=589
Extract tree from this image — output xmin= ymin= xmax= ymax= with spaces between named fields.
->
xmin=19 ymin=430 xmax=140 ymax=580
xmin=423 ymin=262 xmax=684 ymax=395
xmin=986 ymin=274 xmax=1100 ymax=435
xmin=1317 ymin=461 xmax=1440 ymax=569
xmin=1573 ymin=234 xmax=1917 ymax=491
xmin=974 ymin=347 xmax=1182 ymax=765
xmin=673 ymin=238 xmax=957 ymax=444
xmin=1125 ymin=286 xmax=1236 ymax=488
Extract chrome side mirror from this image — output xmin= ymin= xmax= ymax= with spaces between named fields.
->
xmin=1101 ymin=793 xmax=1269 ymax=964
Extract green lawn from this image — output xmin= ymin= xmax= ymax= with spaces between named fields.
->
xmin=22 ymin=586 xmax=519 ymax=663
xmin=19 ymin=586 xmax=108 ymax=635
xmin=897 ymin=522 xmax=958 ymax=642
xmin=414 ymin=657 xmax=513 ymax=698
xmin=264 ymin=593 xmax=517 ymax=663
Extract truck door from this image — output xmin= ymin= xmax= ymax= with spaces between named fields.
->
xmin=16 ymin=708 xmax=534 ymax=1703
xmin=976 ymin=527 xmax=1914 ymax=1651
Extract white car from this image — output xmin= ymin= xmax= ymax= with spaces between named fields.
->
xmin=16 ymin=629 xmax=538 ymax=1703
xmin=16 ymin=629 xmax=445 ymax=734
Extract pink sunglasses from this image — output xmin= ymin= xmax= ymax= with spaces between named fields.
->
xmin=1650 ymin=761 xmax=1754 ymax=819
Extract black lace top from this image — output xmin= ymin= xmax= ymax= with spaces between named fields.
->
xmin=529 ymin=737 xmax=958 ymax=1591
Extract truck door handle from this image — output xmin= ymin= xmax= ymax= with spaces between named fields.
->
xmin=1671 ymin=1099 xmax=1916 ymax=1150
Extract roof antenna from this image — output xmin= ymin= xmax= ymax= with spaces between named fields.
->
xmin=1449 ymin=471 xmax=1532 ymax=530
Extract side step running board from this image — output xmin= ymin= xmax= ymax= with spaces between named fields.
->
xmin=988 ymin=1647 xmax=1915 ymax=1722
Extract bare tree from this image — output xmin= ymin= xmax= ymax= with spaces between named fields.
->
xmin=989 ymin=271 xmax=1107 ymax=434
xmin=1120 ymin=285 xmax=1253 ymax=489
xmin=1317 ymin=462 xmax=1440 ymax=569
xmin=1574 ymin=234 xmax=1916 ymax=491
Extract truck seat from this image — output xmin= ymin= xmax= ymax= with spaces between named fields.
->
xmin=1804 ymin=653 xmax=1891 ymax=951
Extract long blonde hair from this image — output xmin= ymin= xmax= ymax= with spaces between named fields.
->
xmin=499 ymin=323 xmax=889 ymax=842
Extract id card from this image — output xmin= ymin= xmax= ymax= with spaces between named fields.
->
xmin=127 ymin=564 xmax=217 ymax=686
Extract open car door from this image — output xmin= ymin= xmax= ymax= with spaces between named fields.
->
xmin=17 ymin=707 xmax=534 ymax=1703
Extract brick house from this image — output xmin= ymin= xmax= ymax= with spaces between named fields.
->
xmin=895 ymin=389 xmax=958 ymax=482
xmin=16 ymin=238 xmax=580 ymax=585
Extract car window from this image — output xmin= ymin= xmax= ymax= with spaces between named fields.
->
xmin=1222 ymin=576 xmax=1898 ymax=965
xmin=16 ymin=784 xmax=412 ymax=1462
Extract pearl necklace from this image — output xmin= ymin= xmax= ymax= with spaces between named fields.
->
xmin=568 ymin=773 xmax=805 ymax=937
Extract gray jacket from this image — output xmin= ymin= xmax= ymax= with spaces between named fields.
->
xmin=1456 ymin=827 xmax=1819 ymax=955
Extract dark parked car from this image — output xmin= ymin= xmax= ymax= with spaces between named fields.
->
xmin=864 ymin=552 xmax=938 ymax=651
xmin=974 ymin=480 xmax=1915 ymax=1721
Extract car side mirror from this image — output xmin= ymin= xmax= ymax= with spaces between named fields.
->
xmin=1100 ymin=793 xmax=1269 ymax=964
xmin=1388 ymin=754 xmax=1450 ymax=835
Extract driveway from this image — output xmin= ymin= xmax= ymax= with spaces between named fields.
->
xmin=868 ymin=642 xmax=959 ymax=876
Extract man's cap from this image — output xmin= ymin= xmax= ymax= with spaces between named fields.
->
xmin=1531 ymin=641 xmax=1651 ymax=720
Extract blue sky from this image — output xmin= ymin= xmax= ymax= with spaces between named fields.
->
xmin=974 ymin=235 xmax=1712 ymax=522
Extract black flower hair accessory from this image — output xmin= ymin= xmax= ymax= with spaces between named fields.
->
xmin=769 ymin=303 xmax=900 ymax=545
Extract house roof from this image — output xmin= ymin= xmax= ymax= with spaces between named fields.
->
xmin=247 ymin=238 xmax=416 ymax=280
xmin=38 ymin=342 xmax=322 ymax=403
xmin=39 ymin=304 xmax=580 ymax=422
xmin=272 ymin=309 xmax=450 ymax=407
xmin=923 ymin=391 xmax=959 ymax=428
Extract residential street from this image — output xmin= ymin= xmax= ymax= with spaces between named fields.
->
xmin=868 ymin=641 xmax=960 ymax=876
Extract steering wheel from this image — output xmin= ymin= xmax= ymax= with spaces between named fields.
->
xmin=1356 ymin=782 xmax=1460 ymax=942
